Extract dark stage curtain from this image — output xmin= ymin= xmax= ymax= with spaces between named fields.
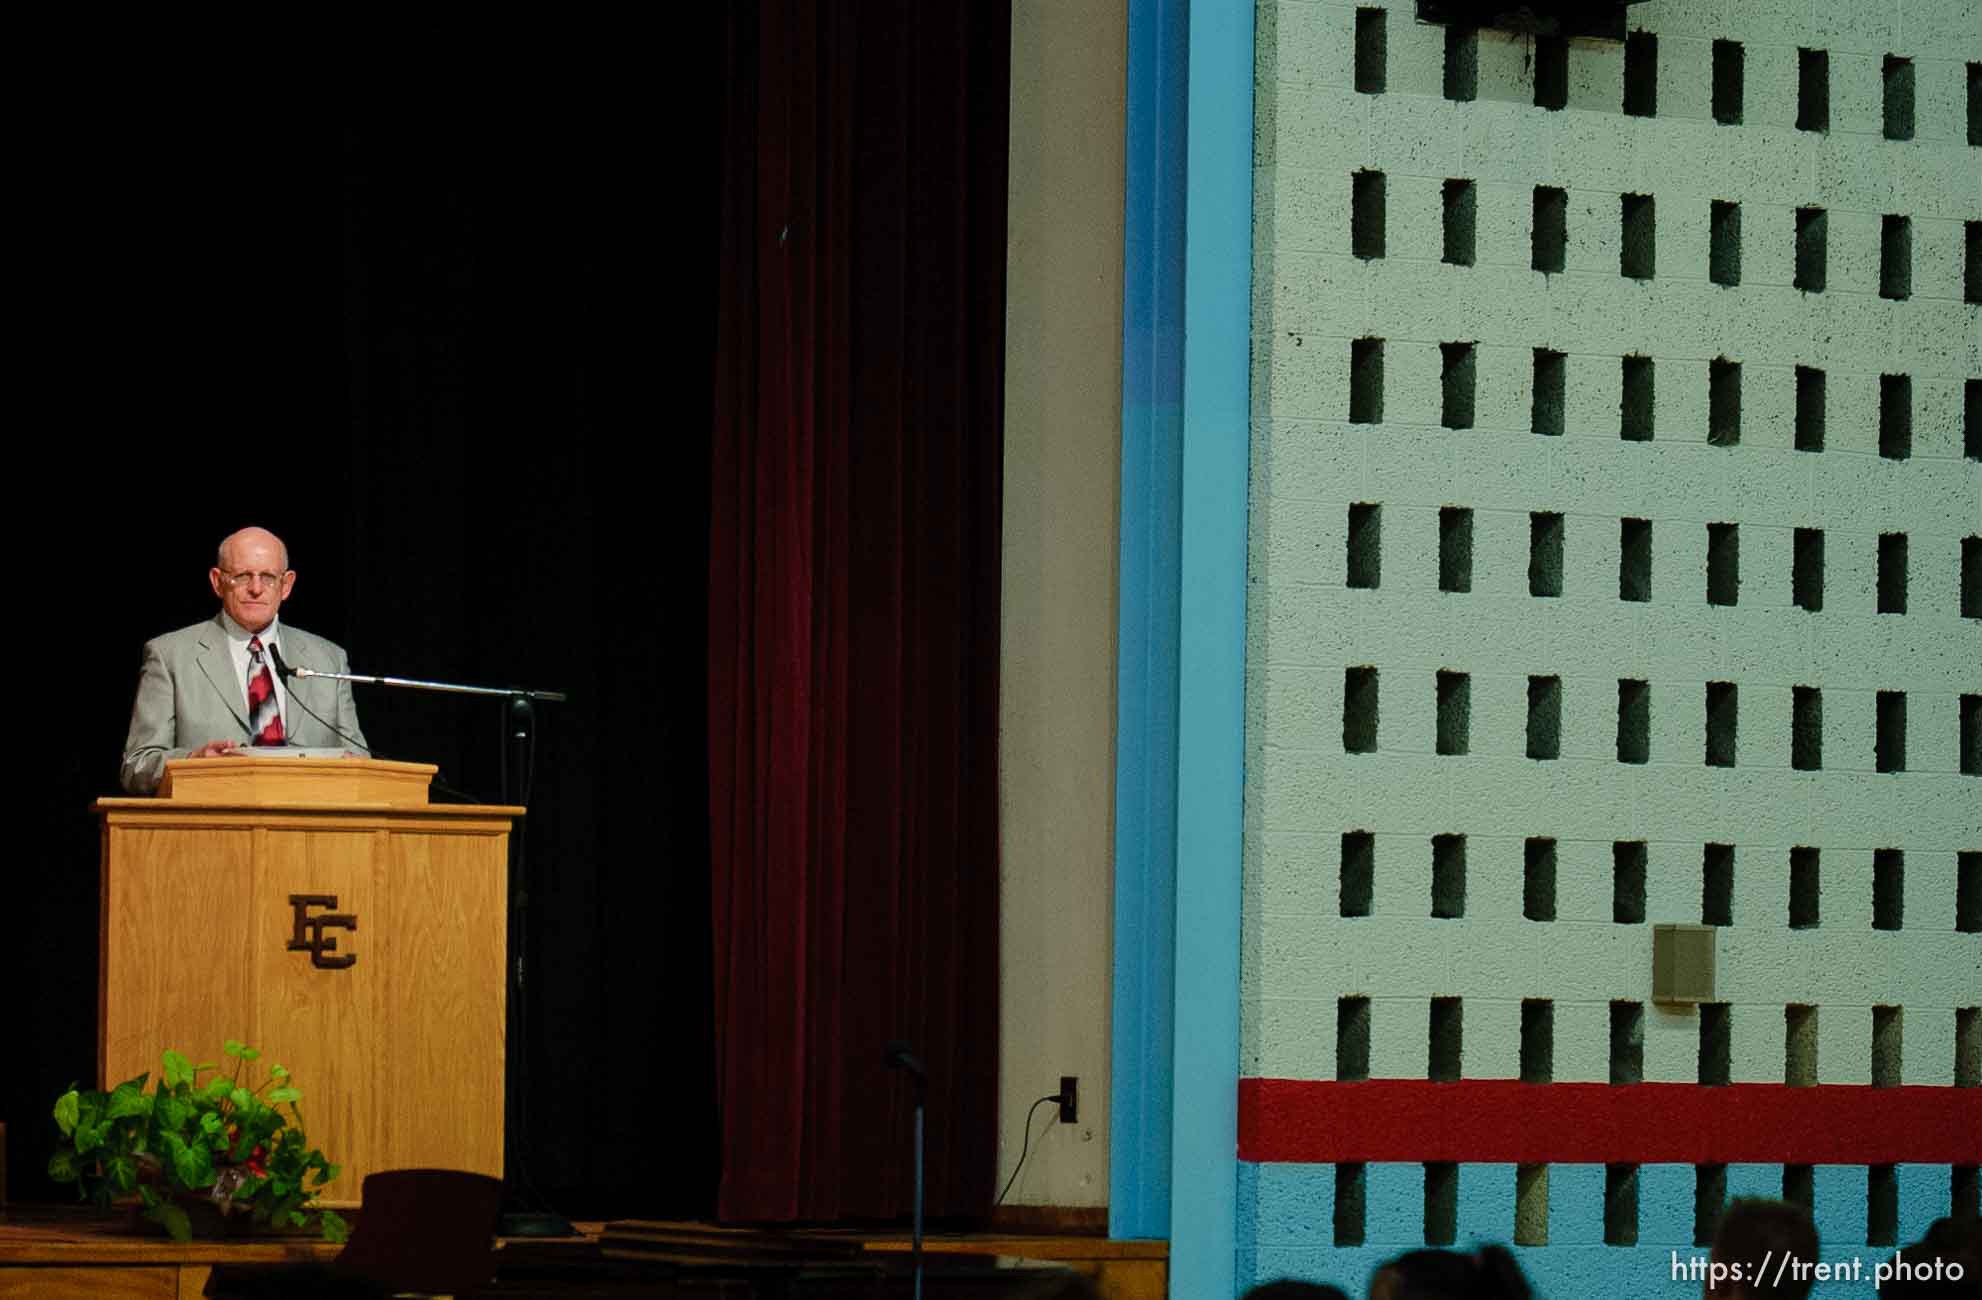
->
xmin=708 ymin=0 xmax=1010 ymax=1222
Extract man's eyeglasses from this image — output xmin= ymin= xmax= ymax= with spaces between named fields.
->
xmin=218 ymin=570 xmax=289 ymax=589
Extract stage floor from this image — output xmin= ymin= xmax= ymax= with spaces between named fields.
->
xmin=0 ymin=1207 xmax=1168 ymax=1299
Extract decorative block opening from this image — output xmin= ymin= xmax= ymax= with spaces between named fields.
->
xmin=1436 ymin=670 xmax=1470 ymax=756
xmin=1350 ymin=337 xmax=1384 ymax=424
xmin=1797 ymin=48 xmax=1829 ymax=132
xmin=1876 ymin=690 xmax=1906 ymax=774
xmin=1702 ymin=843 xmax=1734 ymax=926
xmin=1442 ymin=180 xmax=1476 ymax=266
xmin=1794 ymin=207 xmax=1827 ymax=293
xmin=1786 ymin=1004 xmax=1818 ymax=1087
xmin=1784 ymin=1164 xmax=1814 ymax=1214
xmin=1443 ymin=25 xmax=1477 ymax=102
xmin=1617 ymin=678 xmax=1650 ymax=764
xmin=1431 ymin=834 xmax=1466 ymax=919
xmin=1535 ymin=34 xmax=1566 ymax=110
xmin=1620 ymin=193 xmax=1655 ymax=279
xmin=1793 ymin=528 xmax=1825 ymax=612
xmin=1428 ymin=997 xmax=1463 ymax=1081
xmin=1962 ymin=694 xmax=1979 ymax=776
xmin=1709 ymin=200 xmax=1740 ymax=286
xmin=1879 ymin=374 xmax=1911 ymax=460
xmin=1344 ymin=666 xmax=1379 ymax=753
xmin=1338 ymin=996 xmax=1371 ymax=1081
xmin=1605 ymin=1165 xmax=1639 ymax=1246
xmin=1883 ymin=55 xmax=1914 ymax=140
xmin=1874 ymin=849 xmax=1905 ymax=932
xmin=1525 ymin=838 xmax=1557 ymax=922
xmin=1699 ymin=1002 xmax=1731 ymax=1087
xmin=1877 ymin=533 xmax=1908 ymax=614
xmin=1966 ymin=535 xmax=1980 ymax=616
xmin=1959 ymin=1167 xmax=1981 ymax=1220
xmin=1425 ymin=1162 xmax=1459 ymax=1246
xmin=1880 ymin=215 xmax=1911 ymax=300
xmin=1707 ymin=522 xmax=1740 ymax=605
xmin=1794 ymin=366 xmax=1825 ymax=452
xmin=1354 ymin=8 xmax=1386 ymax=94
xmin=1693 ymin=1165 xmax=1727 ymax=1247
xmin=1613 ymin=841 xmax=1647 ymax=923
xmin=1968 ymin=222 xmax=1979 ymax=304
xmin=1530 ymin=512 xmax=1564 ymax=596
xmin=1527 ymin=675 xmax=1562 ymax=760
xmin=1621 ymin=355 xmax=1654 ymax=440
xmin=1792 ymin=686 xmax=1823 ymax=771
xmin=1441 ymin=342 xmax=1476 ymax=429
xmin=1868 ymin=1166 xmax=1898 ymax=1247
xmin=1347 ymin=503 xmax=1381 ymax=589
xmin=1789 ymin=846 xmax=1820 ymax=929
xmin=1439 ymin=507 xmax=1473 ymax=592
xmin=1620 ymin=518 xmax=1652 ymax=602
xmin=1972 ymin=62 xmax=1981 ymax=146
xmin=1352 ymin=170 xmax=1386 ymax=260
xmin=1533 ymin=348 xmax=1565 ymax=435
xmin=1521 ymin=1000 xmax=1554 ymax=1084
xmin=1341 ymin=830 xmax=1375 ymax=918
xmin=1610 ymin=1001 xmax=1644 ymax=1085
xmin=1705 ymin=681 xmax=1737 ymax=768
xmin=1872 ymin=1005 xmax=1902 ymax=1087
xmin=1957 ymin=1006 xmax=1979 ymax=1088
xmin=1335 ymin=1163 xmax=1367 ymax=1246
xmin=1532 ymin=186 xmax=1567 ymax=274
xmin=1709 ymin=358 xmax=1741 ymax=447
xmin=1963 ymin=852 xmax=1981 ymax=934
xmin=1515 ymin=1165 xmax=1549 ymax=1246
xmin=1712 ymin=40 xmax=1743 ymax=124
xmin=1623 ymin=31 xmax=1657 ymax=117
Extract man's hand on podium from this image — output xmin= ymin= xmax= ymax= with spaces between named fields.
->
xmin=188 ymin=740 xmax=247 ymax=759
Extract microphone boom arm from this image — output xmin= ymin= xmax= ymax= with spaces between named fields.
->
xmin=287 ymin=665 xmax=568 ymax=704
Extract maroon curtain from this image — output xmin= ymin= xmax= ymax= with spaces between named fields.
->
xmin=708 ymin=0 xmax=1008 ymax=1222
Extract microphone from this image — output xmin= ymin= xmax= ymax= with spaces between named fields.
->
xmin=267 ymin=643 xmax=296 ymax=680
xmin=884 ymin=1040 xmax=926 ymax=1081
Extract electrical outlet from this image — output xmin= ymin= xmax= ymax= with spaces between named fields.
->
xmin=1058 ymin=1075 xmax=1078 ymax=1124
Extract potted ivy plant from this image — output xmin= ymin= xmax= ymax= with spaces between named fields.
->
xmin=49 ymin=1040 xmax=348 ymax=1243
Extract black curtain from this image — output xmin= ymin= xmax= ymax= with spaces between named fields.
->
xmin=11 ymin=43 xmax=726 ymax=1218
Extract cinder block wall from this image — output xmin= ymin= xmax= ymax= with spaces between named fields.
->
xmin=1240 ymin=1 xmax=1979 ymax=1295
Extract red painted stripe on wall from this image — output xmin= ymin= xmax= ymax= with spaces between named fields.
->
xmin=1239 ymin=1079 xmax=1982 ymax=1165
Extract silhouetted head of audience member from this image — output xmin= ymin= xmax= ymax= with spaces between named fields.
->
xmin=1708 ymin=1198 xmax=1820 ymax=1299
xmin=1367 ymin=1245 xmax=1530 ymax=1300
xmin=1877 ymin=1213 xmax=1981 ymax=1297
xmin=1242 ymin=1280 xmax=1350 ymax=1300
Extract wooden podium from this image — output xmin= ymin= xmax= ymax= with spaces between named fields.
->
xmin=94 ymin=758 xmax=521 ymax=1205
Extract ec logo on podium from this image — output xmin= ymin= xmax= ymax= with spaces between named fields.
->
xmin=286 ymin=894 xmax=358 ymax=970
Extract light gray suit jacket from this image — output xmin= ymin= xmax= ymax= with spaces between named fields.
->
xmin=119 ymin=616 xmax=369 ymax=794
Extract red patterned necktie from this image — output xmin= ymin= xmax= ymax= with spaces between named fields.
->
xmin=247 ymin=636 xmax=286 ymax=745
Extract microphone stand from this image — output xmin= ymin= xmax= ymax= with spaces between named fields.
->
xmin=285 ymin=663 xmax=575 ymax=1237
xmin=884 ymin=1043 xmax=927 ymax=1300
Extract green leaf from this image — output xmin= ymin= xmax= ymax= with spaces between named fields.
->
xmin=240 ymin=1047 xmax=261 ymax=1062
xmin=53 ymin=1090 xmax=79 ymax=1136
xmin=147 ymin=1202 xmax=192 ymax=1243
xmin=162 ymin=1051 xmax=194 ymax=1089
xmin=320 ymin=1210 xmax=350 ymax=1244
xmin=223 ymin=1040 xmax=244 ymax=1059
xmin=266 ymin=1087 xmax=301 ymax=1104
xmin=105 ymin=1085 xmax=152 ymax=1122
xmin=269 ymin=1064 xmax=289 ymax=1080
xmin=73 ymin=1122 xmax=103 ymax=1156
xmin=108 ymin=1155 xmax=138 ymax=1193
xmin=46 ymin=1151 xmax=77 ymax=1182
xmin=194 ymin=1109 xmax=221 ymax=1137
xmin=229 ymin=1087 xmax=252 ymax=1110
xmin=203 ymin=1077 xmax=233 ymax=1100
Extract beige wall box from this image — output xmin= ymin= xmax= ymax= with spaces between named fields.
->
xmin=1652 ymin=924 xmax=1716 ymax=1005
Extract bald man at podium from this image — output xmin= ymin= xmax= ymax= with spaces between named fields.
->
xmin=120 ymin=526 xmax=368 ymax=794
